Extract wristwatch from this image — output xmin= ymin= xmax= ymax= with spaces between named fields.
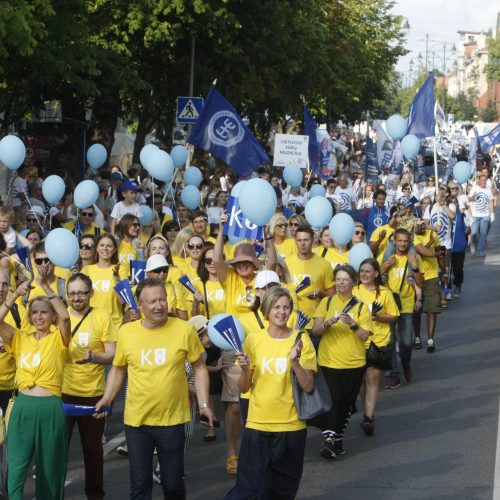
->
xmin=350 ymin=323 xmax=359 ymax=332
xmin=199 ymin=402 xmax=209 ymax=410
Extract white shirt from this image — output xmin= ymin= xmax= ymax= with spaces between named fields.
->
xmin=334 ymin=186 xmax=357 ymax=211
xmin=424 ymin=203 xmax=456 ymax=249
xmin=110 ymin=201 xmax=142 ymax=221
xmin=469 ymin=186 xmax=493 ymax=218
xmin=12 ymin=177 xmax=27 ymax=207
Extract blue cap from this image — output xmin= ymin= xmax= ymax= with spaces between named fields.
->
xmin=121 ymin=181 xmax=140 ymax=192
xmin=111 ymin=172 xmax=125 ymax=181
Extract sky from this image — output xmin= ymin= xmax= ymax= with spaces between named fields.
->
xmin=392 ymin=1 xmax=499 ymax=77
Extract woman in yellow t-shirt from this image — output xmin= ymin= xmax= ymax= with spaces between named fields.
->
xmin=81 ymin=234 xmax=123 ymax=330
xmin=354 ymin=258 xmax=398 ymax=436
xmin=170 ymin=227 xmax=195 ymax=270
xmin=226 ymin=287 xmax=316 ymax=500
xmin=312 ymin=264 xmax=373 ymax=460
xmin=0 ymin=278 xmax=71 ymax=500
xmin=269 ymin=214 xmax=296 ymax=259
xmin=117 ymin=214 xmax=145 ymax=280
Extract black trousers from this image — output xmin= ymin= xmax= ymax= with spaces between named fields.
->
xmin=318 ymin=366 xmax=365 ymax=436
xmin=224 ymin=428 xmax=307 ymax=500
xmin=451 ymin=252 xmax=465 ymax=287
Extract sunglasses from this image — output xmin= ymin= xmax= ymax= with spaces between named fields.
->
xmin=290 ymin=222 xmax=300 ymax=227
xmin=355 ymin=230 xmax=366 ymax=236
xmin=79 ymin=243 xmax=94 ymax=250
xmin=130 ymin=223 xmax=140 ymax=228
xmin=428 ymin=179 xmax=435 ymax=183
xmin=451 ymin=187 xmax=459 ymax=190
xmin=35 ymin=257 xmax=51 ymax=265
xmin=150 ymin=267 xmax=169 ymax=274
xmin=205 ymin=258 xmax=213 ymax=265
xmin=80 ymin=212 xmax=94 ymax=217
xmin=166 ymin=227 xmax=179 ymax=232
xmin=67 ymin=290 xmax=91 ymax=298
xmin=276 ymin=223 xmax=288 ymax=229
xmin=27 ymin=218 xmax=39 ymax=223
xmin=187 ymin=243 xmax=204 ymax=250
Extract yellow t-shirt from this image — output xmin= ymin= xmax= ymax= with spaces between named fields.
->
xmin=64 ymin=220 xmax=102 ymax=237
xmin=27 ymin=278 xmax=61 ymax=303
xmin=245 ymin=331 xmax=316 ymax=432
xmin=286 ymin=254 xmax=334 ymax=326
xmin=113 ymin=318 xmax=205 ymax=427
xmin=274 ymin=238 xmax=297 ymax=260
xmin=81 ymin=264 xmax=123 ymax=330
xmin=316 ymin=246 xmax=349 ymax=272
xmin=385 ymin=254 xmax=421 ymax=313
xmin=62 ymin=308 xmax=117 ymax=397
xmin=193 ymin=279 xmax=226 ymax=318
xmin=353 ymin=285 xmax=399 ymax=347
xmin=413 ymin=231 xmax=440 ymax=280
xmin=314 ymin=294 xmax=373 ymax=369
xmin=5 ymin=328 xmax=68 ymax=397
xmin=222 ymin=268 xmax=256 ymax=322
xmin=118 ymin=240 xmax=137 ymax=280
xmin=0 ymin=305 xmax=30 ymax=390
xmin=131 ymin=282 xmax=186 ymax=317
xmin=370 ymin=224 xmax=395 ymax=258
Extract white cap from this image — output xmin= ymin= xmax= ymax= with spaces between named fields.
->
xmin=254 ymin=270 xmax=281 ymax=290
xmin=145 ymin=254 xmax=169 ymax=272
xmin=28 ymin=206 xmax=44 ymax=216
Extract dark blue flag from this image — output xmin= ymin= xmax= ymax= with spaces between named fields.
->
xmin=188 ymin=86 xmax=269 ymax=177
xmin=364 ymin=136 xmax=379 ymax=183
xmin=303 ymin=105 xmax=320 ymax=173
xmin=223 ymin=196 xmax=263 ymax=241
xmin=477 ymin=123 xmax=500 ymax=153
xmin=407 ymin=73 xmax=435 ymax=138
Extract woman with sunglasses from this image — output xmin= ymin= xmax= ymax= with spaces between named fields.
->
xmin=78 ymin=235 xmax=97 ymax=269
xmin=354 ymin=258 xmax=398 ymax=435
xmin=421 ymin=177 xmax=437 ymax=203
xmin=268 ymin=214 xmax=296 ymax=259
xmin=0 ymin=278 xmax=70 ymax=499
xmin=81 ymin=234 xmax=123 ymax=330
xmin=350 ymin=222 xmax=366 ymax=245
xmin=312 ymin=264 xmax=373 ymax=459
xmin=170 ymin=227 xmax=196 ymax=269
xmin=116 ymin=214 xmax=145 ymax=280
xmin=288 ymin=214 xmax=307 ymax=238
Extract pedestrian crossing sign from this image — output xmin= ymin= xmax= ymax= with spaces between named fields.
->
xmin=176 ymin=97 xmax=204 ymax=124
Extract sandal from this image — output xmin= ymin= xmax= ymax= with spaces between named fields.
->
xmin=226 ymin=455 xmax=238 ymax=475
xmin=203 ymin=428 xmax=217 ymax=442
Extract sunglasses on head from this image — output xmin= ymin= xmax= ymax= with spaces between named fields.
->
xmin=187 ymin=243 xmax=204 ymax=250
xmin=151 ymin=267 xmax=169 ymax=274
xmin=80 ymin=211 xmax=94 ymax=217
xmin=80 ymin=243 xmax=94 ymax=250
xmin=35 ymin=257 xmax=51 ymax=265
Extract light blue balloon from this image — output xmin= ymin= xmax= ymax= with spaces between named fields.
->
xmin=42 ymin=175 xmax=65 ymax=204
xmin=283 ymin=165 xmax=303 ymax=187
xmin=207 ymin=313 xmax=246 ymax=350
xmin=74 ymin=180 xmax=99 ymax=209
xmin=86 ymin=144 xmax=107 ymax=170
xmin=180 ymin=185 xmax=200 ymax=210
xmin=239 ymin=178 xmax=277 ymax=226
xmin=348 ymin=243 xmax=373 ymax=272
xmin=453 ymin=161 xmax=471 ymax=184
xmin=19 ymin=229 xmax=29 ymax=237
xmin=139 ymin=205 xmax=153 ymax=225
xmin=183 ymin=167 xmax=203 ymax=187
xmin=0 ymin=135 xmax=26 ymax=171
xmin=386 ymin=115 xmax=407 ymax=140
xmin=140 ymin=144 xmax=158 ymax=169
xmin=228 ymin=234 xmax=245 ymax=245
xmin=45 ymin=228 xmax=79 ymax=268
xmin=329 ymin=213 xmax=355 ymax=246
xmin=309 ymin=184 xmax=326 ymax=198
xmin=170 ymin=145 xmax=189 ymax=168
xmin=231 ymin=181 xmax=247 ymax=197
xmin=401 ymin=134 xmax=420 ymax=160
xmin=304 ymin=196 xmax=333 ymax=228
xmin=145 ymin=149 xmax=175 ymax=182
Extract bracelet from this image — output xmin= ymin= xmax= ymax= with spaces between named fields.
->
xmin=264 ymin=236 xmax=273 ymax=241
xmin=416 ymin=298 xmax=422 ymax=302
xmin=199 ymin=402 xmax=209 ymax=410
xmin=89 ymin=352 xmax=95 ymax=363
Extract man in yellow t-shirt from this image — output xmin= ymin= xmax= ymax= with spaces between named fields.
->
xmin=94 ymin=278 xmax=214 ymax=499
xmin=64 ymin=206 xmax=102 ymax=237
xmin=286 ymin=225 xmax=335 ymax=328
xmin=62 ymin=273 xmax=117 ymax=499
xmin=369 ymin=208 xmax=397 ymax=259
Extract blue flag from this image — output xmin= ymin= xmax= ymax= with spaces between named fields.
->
xmin=303 ymin=105 xmax=320 ymax=173
xmin=477 ymin=123 xmax=500 ymax=153
xmin=364 ymin=136 xmax=379 ymax=183
xmin=114 ymin=280 xmax=138 ymax=312
xmin=407 ymin=73 xmax=435 ymax=138
xmin=223 ymin=196 xmax=263 ymax=241
xmin=130 ymin=260 xmax=146 ymax=285
xmin=188 ymin=86 xmax=269 ymax=177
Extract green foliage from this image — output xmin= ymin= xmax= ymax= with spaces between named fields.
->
xmin=446 ymin=91 xmax=477 ymax=121
xmin=484 ymin=35 xmax=500 ymax=83
xmin=479 ymin=99 xmax=498 ymax=122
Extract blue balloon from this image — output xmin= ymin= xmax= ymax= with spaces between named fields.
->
xmin=231 ymin=181 xmax=247 ymax=197
xmin=348 ymin=243 xmax=373 ymax=272
xmin=283 ymin=165 xmax=303 ymax=187
xmin=139 ymin=205 xmax=153 ymax=225
xmin=207 ymin=313 xmax=246 ymax=351
xmin=86 ymin=144 xmax=107 ymax=170
xmin=140 ymin=144 xmax=158 ymax=169
xmin=180 ymin=185 xmax=200 ymax=210
xmin=145 ymin=149 xmax=175 ymax=182
xmin=183 ymin=167 xmax=203 ymax=187
xmin=74 ymin=180 xmax=99 ymax=209
xmin=309 ymin=184 xmax=326 ymax=198
xmin=304 ymin=197 xmax=333 ymax=228
xmin=386 ymin=115 xmax=408 ymax=141
xmin=45 ymin=228 xmax=79 ymax=268
xmin=170 ymin=145 xmax=189 ymax=168
xmin=239 ymin=179 xmax=277 ymax=226
xmin=453 ymin=161 xmax=471 ymax=184
xmin=228 ymin=234 xmax=245 ymax=245
xmin=329 ymin=213 xmax=355 ymax=246
xmin=0 ymin=135 xmax=26 ymax=171
xmin=19 ymin=229 xmax=29 ymax=237
xmin=401 ymin=134 xmax=420 ymax=160
xmin=42 ymin=175 xmax=65 ymax=205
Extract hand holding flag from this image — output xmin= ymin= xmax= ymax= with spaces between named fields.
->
xmin=179 ymin=275 xmax=196 ymax=294
xmin=114 ymin=279 xmax=138 ymax=312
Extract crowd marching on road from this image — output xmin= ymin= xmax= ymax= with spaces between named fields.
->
xmin=0 ymin=124 xmax=498 ymax=500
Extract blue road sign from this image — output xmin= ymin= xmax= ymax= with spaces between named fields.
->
xmin=176 ymin=97 xmax=204 ymax=124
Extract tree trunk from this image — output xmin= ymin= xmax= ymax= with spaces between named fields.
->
xmin=89 ymin=86 xmax=121 ymax=154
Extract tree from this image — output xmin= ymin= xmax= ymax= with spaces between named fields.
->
xmin=479 ymin=99 xmax=498 ymax=122
xmin=484 ymin=34 xmax=500 ymax=83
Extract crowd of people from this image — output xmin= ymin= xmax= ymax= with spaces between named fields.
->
xmin=0 ymin=133 xmax=498 ymax=500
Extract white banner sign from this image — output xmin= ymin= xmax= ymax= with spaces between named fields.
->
xmin=273 ymin=134 xmax=309 ymax=168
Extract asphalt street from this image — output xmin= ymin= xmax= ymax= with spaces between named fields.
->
xmin=22 ymin=213 xmax=500 ymax=500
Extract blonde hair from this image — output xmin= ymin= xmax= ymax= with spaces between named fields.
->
xmin=27 ymin=297 xmax=57 ymax=326
xmin=0 ymin=207 xmax=14 ymax=223
xmin=260 ymin=287 xmax=293 ymax=320
xmin=170 ymin=227 xmax=195 ymax=257
xmin=269 ymin=213 xmax=290 ymax=238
